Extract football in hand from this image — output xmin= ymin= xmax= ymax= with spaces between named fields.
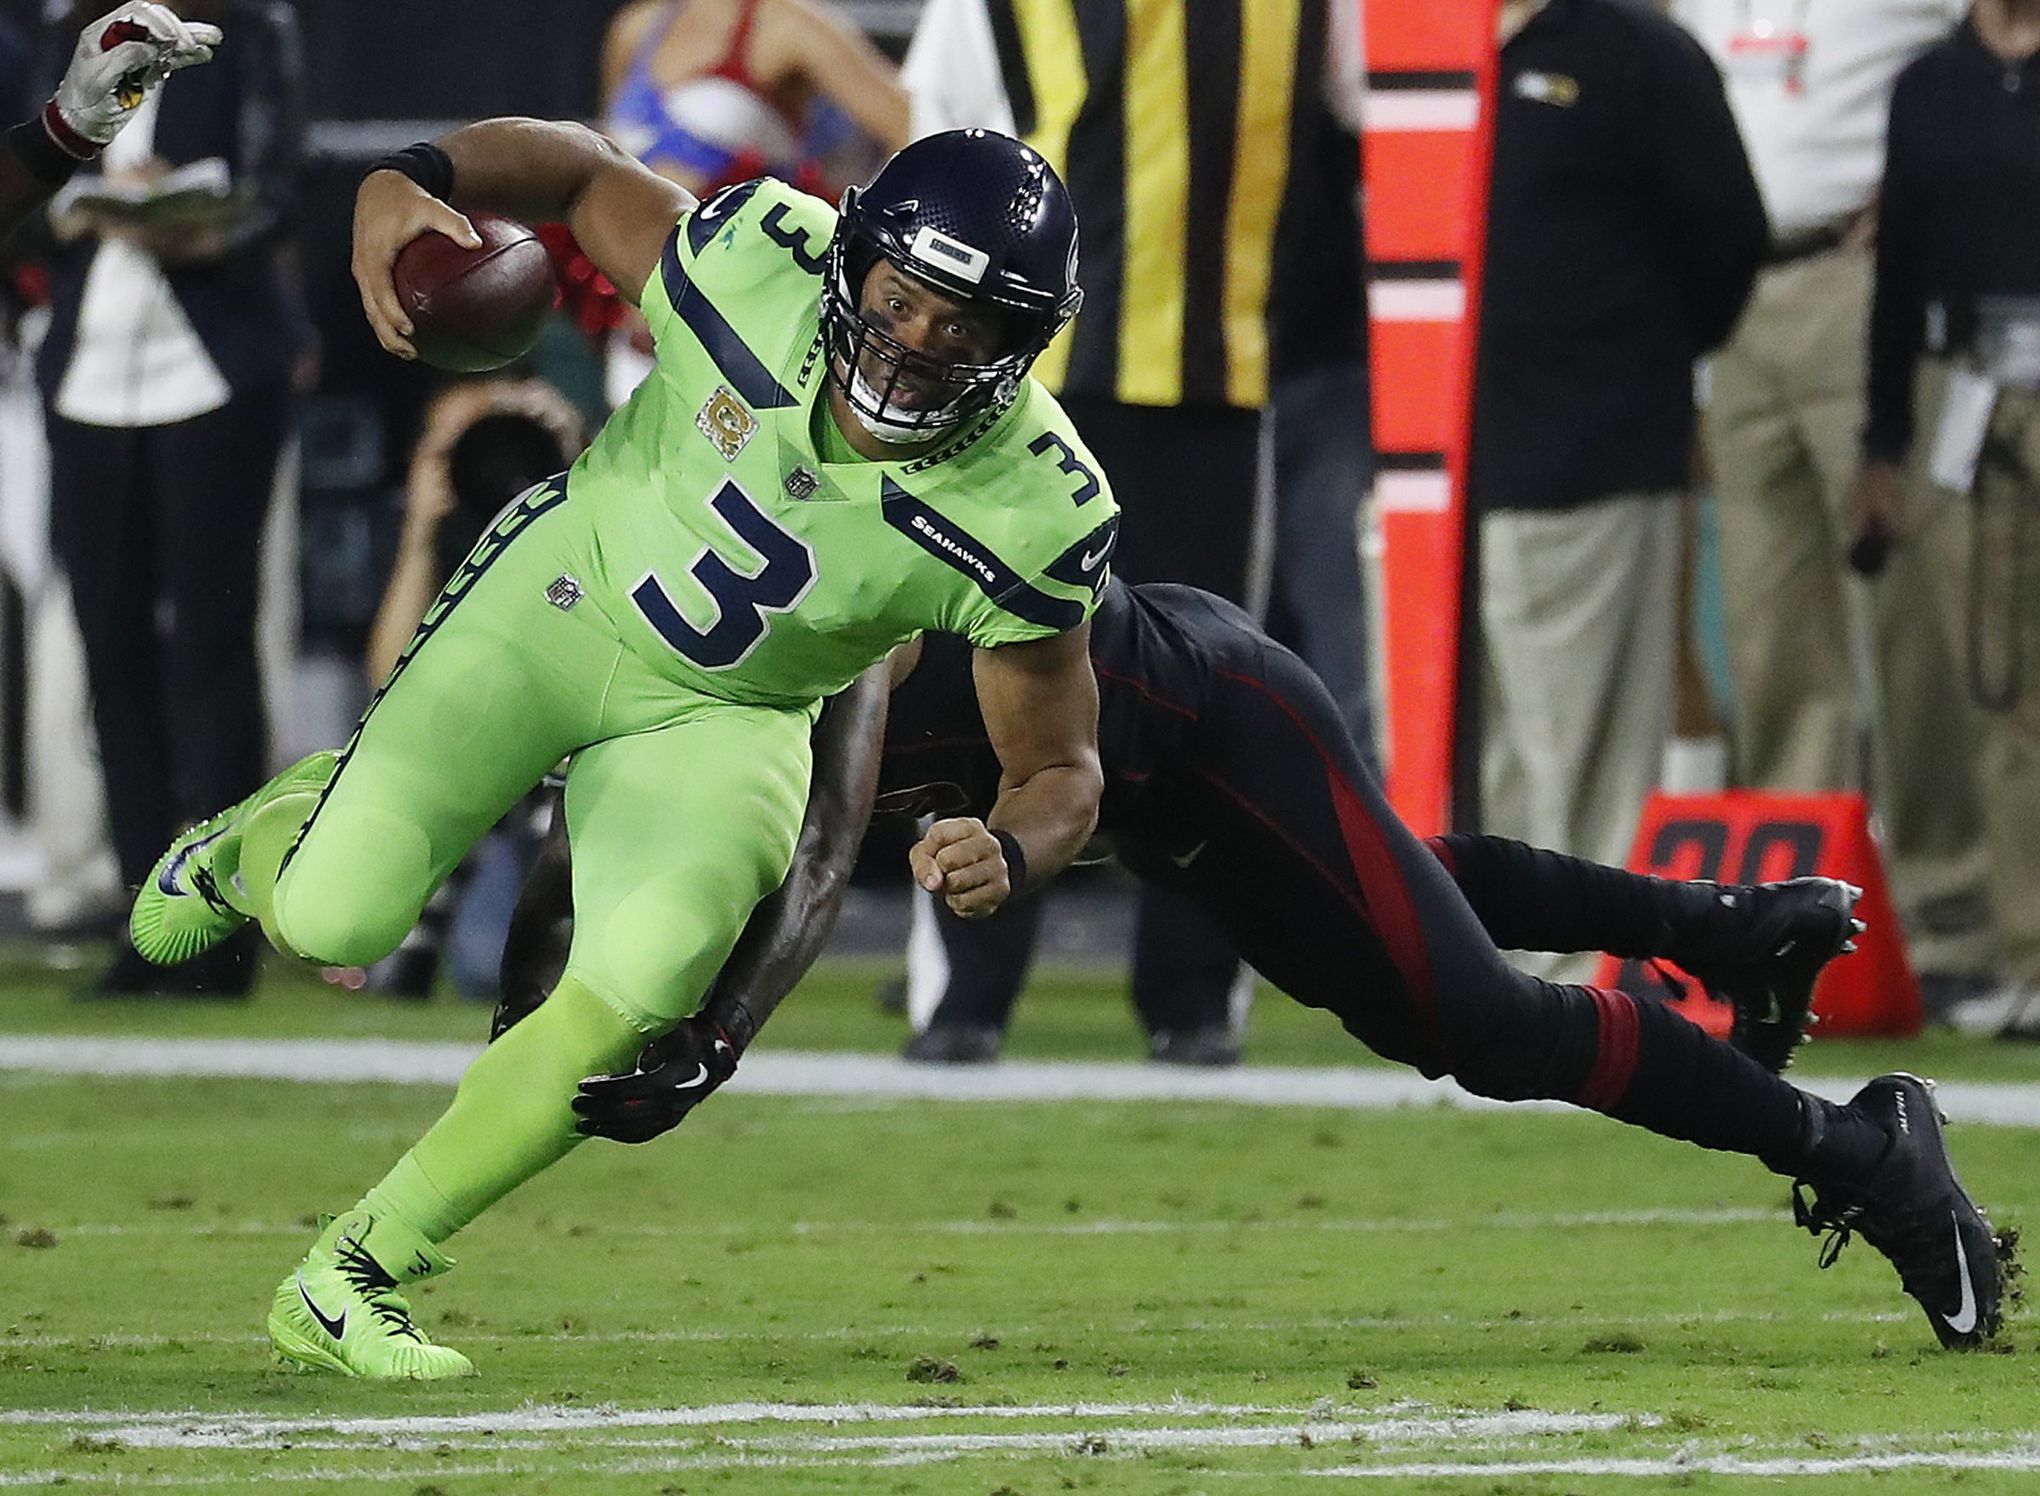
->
xmin=391 ymin=213 xmax=556 ymax=372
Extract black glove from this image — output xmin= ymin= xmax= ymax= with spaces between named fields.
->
xmin=570 ymin=1015 xmax=739 ymax=1143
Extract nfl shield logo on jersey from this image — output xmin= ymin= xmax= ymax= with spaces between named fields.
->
xmin=544 ymin=574 xmax=584 ymax=612
xmin=696 ymin=385 xmax=758 ymax=461
xmin=784 ymin=465 xmax=820 ymax=500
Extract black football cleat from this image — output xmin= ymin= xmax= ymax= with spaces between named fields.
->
xmin=1793 ymin=1073 xmax=2014 ymax=1350
xmin=1681 ymin=877 xmax=1864 ymax=1072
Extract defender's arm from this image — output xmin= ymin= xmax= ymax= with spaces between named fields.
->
xmin=491 ymin=662 xmax=892 ymax=1143
xmin=494 ymin=661 xmax=892 ymax=1042
xmin=565 ymin=664 xmax=890 ymax=1142
xmin=697 ymin=662 xmax=891 ymax=1050
xmin=3 ymin=3 xmax=221 ymax=241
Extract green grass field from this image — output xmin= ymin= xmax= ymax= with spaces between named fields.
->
xmin=4 ymin=948 xmax=2040 ymax=1492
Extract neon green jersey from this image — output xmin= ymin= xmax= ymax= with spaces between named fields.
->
xmin=563 ymin=176 xmax=1118 ymax=709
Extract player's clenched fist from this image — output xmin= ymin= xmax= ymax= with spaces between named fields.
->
xmin=910 ymin=817 xmax=1014 ymax=919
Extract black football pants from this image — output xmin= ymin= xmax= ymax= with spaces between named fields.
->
xmin=46 ymin=393 xmax=286 ymax=888
xmin=939 ymin=592 xmax=1816 ymax=1169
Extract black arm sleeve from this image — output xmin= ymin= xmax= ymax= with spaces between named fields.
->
xmin=495 ymin=789 xmax=572 ymax=1030
xmin=0 ymin=123 xmax=65 ymax=243
xmin=1863 ymin=72 xmax=1928 ymax=464
xmin=1648 ymin=28 xmax=1768 ymax=355
xmin=493 ymin=662 xmax=890 ymax=1047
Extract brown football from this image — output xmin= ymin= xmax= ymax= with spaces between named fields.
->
xmin=391 ymin=213 xmax=556 ymax=372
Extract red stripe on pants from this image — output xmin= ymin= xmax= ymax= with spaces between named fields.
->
xmin=1577 ymin=987 xmax=1642 ymax=1111
xmin=1211 ymin=668 xmax=1441 ymax=1048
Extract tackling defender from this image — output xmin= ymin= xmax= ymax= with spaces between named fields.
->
xmin=501 ymin=578 xmax=2015 ymax=1351
xmin=127 ymin=124 xmax=1120 ymax=1376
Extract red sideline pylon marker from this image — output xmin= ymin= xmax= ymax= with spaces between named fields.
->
xmin=1592 ymin=791 xmax=1923 ymax=1040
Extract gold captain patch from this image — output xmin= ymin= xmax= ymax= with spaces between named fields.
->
xmin=696 ymin=385 xmax=758 ymax=461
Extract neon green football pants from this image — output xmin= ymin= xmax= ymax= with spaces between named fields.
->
xmin=241 ymin=480 xmax=813 ymax=1248
xmin=264 ymin=479 xmax=813 ymax=1031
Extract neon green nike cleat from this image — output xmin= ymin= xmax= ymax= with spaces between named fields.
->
xmin=130 ymin=750 xmax=339 ymax=966
xmin=268 ymin=1209 xmax=475 ymax=1379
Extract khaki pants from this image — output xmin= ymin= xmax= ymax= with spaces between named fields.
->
xmin=1916 ymin=374 xmax=2040 ymax=987
xmin=1706 ymin=247 xmax=1993 ymax=973
xmin=1482 ymin=492 xmax=1682 ymax=874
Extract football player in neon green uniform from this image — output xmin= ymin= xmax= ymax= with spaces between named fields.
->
xmin=127 ymin=120 xmax=1118 ymax=1378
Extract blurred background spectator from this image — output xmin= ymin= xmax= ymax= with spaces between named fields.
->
xmin=1474 ymin=0 xmax=1764 ymax=983
xmin=598 ymin=0 xmax=907 ymax=404
xmin=1672 ymin=0 xmax=1991 ymax=1001
xmin=36 ymin=0 xmax=307 ymax=997
xmin=1854 ymin=0 xmax=2040 ymax=1026
xmin=1266 ymin=0 xmax=1373 ymax=751
xmin=603 ymin=0 xmax=905 ymax=196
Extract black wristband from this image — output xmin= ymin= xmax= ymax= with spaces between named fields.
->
xmin=991 ymin=829 xmax=1029 ymax=897
xmin=370 ymin=141 xmax=454 ymax=200
xmin=9 ymin=114 xmax=84 ymax=188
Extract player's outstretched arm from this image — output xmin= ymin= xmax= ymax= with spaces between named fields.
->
xmin=492 ymin=789 xmax=573 ymax=1037
xmin=912 ymin=624 xmax=1102 ymax=920
xmin=353 ymin=118 xmax=693 ymax=359
xmin=491 ymin=662 xmax=891 ymax=1143
xmin=568 ymin=664 xmax=889 ymax=1143
xmin=695 ymin=661 xmax=891 ymax=1049
xmin=2 ymin=3 xmax=220 ymax=241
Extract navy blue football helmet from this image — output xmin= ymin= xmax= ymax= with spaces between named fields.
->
xmin=823 ymin=129 xmax=1082 ymax=442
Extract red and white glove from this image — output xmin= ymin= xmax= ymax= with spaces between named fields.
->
xmin=45 ymin=4 xmax=223 ymax=158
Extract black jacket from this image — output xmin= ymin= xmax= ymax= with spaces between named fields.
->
xmin=1475 ymin=0 xmax=1765 ymax=512
xmin=1863 ymin=22 xmax=2040 ymax=463
xmin=36 ymin=0 xmax=311 ymax=411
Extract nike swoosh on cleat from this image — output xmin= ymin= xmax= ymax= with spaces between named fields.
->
xmin=156 ymin=827 xmax=224 ymax=896
xmin=296 ymin=1271 xmax=347 ymax=1341
xmin=1942 ymin=1214 xmax=1980 ymax=1337
xmin=1171 ymin=840 xmax=1209 ymax=869
xmin=674 ymin=1063 xmax=711 ymax=1091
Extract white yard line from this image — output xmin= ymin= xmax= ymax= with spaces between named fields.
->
xmin=8 ymin=1034 xmax=2040 ymax=1126
xmin=12 ymin=1396 xmax=2040 ymax=1487
xmin=0 ymin=1402 xmax=1644 ymax=1463
xmin=90 ymin=1411 xmax=1643 ymax=1455
xmin=0 ymin=1398 xmax=1298 ymax=1434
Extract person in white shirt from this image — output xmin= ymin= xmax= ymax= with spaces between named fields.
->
xmin=37 ymin=0 xmax=307 ymax=997
xmin=1674 ymin=0 xmax=1993 ymax=995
